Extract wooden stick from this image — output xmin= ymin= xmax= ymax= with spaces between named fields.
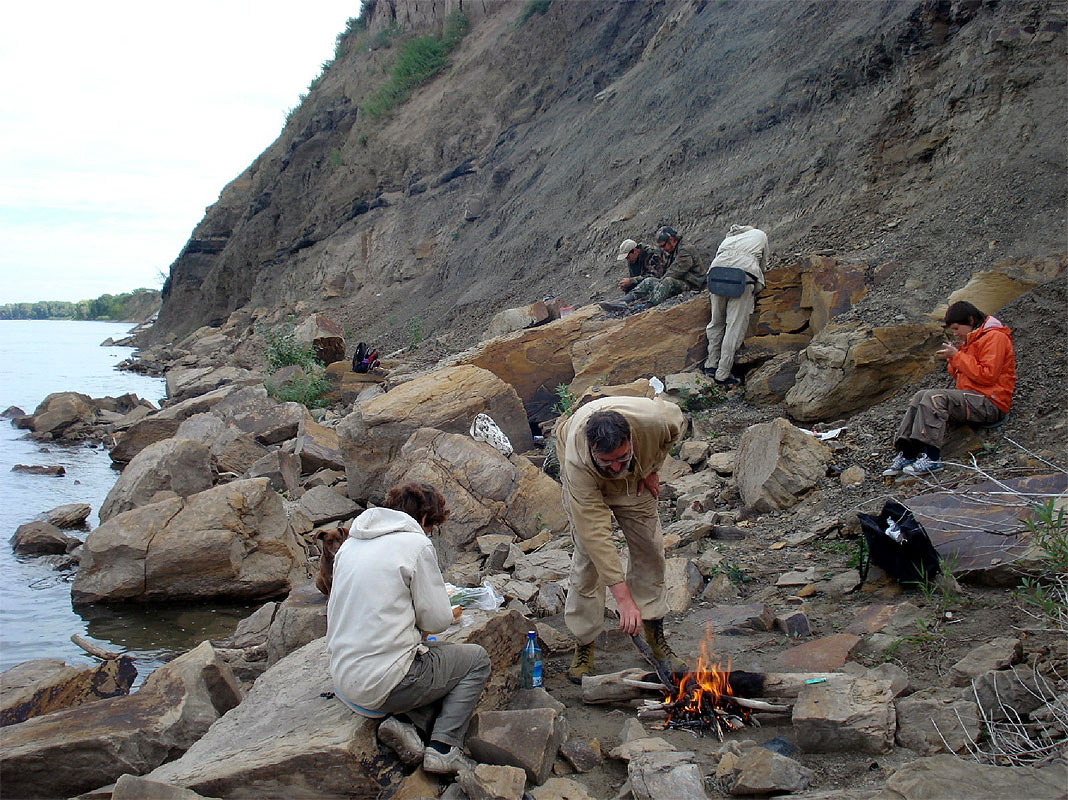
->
xmin=71 ymin=634 xmax=120 ymax=661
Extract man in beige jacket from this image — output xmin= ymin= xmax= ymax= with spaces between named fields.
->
xmin=556 ymin=395 xmax=687 ymax=682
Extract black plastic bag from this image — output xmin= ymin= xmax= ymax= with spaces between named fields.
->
xmin=857 ymin=500 xmax=941 ymax=587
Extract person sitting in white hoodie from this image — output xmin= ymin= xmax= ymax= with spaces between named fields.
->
xmin=326 ymin=482 xmax=491 ymax=775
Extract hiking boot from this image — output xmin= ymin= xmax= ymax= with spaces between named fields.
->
xmin=642 ymin=618 xmax=687 ymax=674
xmin=378 ymin=716 xmax=423 ymax=766
xmin=599 ymin=300 xmax=629 ymax=313
xmin=567 ymin=641 xmax=596 ymax=684
xmin=713 ymin=375 xmax=742 ymax=387
xmin=881 ymin=452 xmax=914 ymax=477
xmin=902 ymin=453 xmax=944 ymax=476
xmin=422 ymin=745 xmax=476 ymax=775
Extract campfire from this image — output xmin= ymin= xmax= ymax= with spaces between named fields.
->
xmin=632 ymin=636 xmax=790 ymax=740
xmin=660 ymin=639 xmax=753 ymax=737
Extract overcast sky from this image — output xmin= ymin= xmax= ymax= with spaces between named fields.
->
xmin=0 ymin=2 xmax=360 ymax=305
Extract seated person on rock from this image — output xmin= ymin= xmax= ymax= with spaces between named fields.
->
xmin=600 ymin=226 xmax=704 ymax=313
xmin=326 ymin=481 xmax=490 ymax=775
xmin=882 ymin=300 xmax=1015 ymax=477
xmin=615 ymin=238 xmax=665 ymax=293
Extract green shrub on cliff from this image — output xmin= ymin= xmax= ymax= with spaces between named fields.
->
xmin=261 ymin=320 xmax=319 ymax=372
xmin=362 ymin=12 xmax=468 ymax=120
xmin=266 ymin=370 xmax=330 ymax=408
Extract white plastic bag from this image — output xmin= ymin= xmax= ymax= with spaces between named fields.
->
xmin=445 ymin=579 xmax=505 ymax=611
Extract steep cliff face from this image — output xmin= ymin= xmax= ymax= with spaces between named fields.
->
xmin=154 ymin=0 xmax=1066 ymax=350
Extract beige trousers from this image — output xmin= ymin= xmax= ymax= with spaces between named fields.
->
xmin=564 ymin=489 xmax=670 ymax=645
xmin=704 ymin=284 xmax=755 ymax=381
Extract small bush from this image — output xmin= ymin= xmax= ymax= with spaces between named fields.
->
xmin=362 ymin=13 xmax=468 ymax=120
xmin=328 ymin=148 xmax=343 ymax=168
xmin=518 ymin=0 xmax=553 ymax=27
xmin=407 ymin=316 xmax=424 ymax=349
xmin=261 ymin=321 xmax=319 ymax=372
xmin=554 ymin=383 xmax=576 ymax=416
xmin=266 ymin=371 xmax=330 ymax=408
xmin=1016 ymin=499 xmax=1068 ymax=632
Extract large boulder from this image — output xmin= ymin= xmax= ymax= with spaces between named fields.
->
xmin=292 ymin=419 xmax=345 ymax=473
xmin=44 ymin=502 xmax=92 ymax=529
xmin=450 ymin=306 xmax=603 ymax=424
xmin=211 ymin=386 xmax=310 ymax=445
xmin=30 ymin=392 xmax=96 ymax=435
xmin=337 ymin=366 xmax=534 ymax=501
xmin=141 ymin=638 xmax=387 ymax=799
xmin=735 ymin=418 xmax=832 ymax=512
xmin=99 ymin=439 xmax=214 ymax=523
xmin=876 ymin=753 xmax=1067 ymax=800
xmin=73 ymin=479 xmax=304 ymax=604
xmin=0 ymin=656 xmax=136 ymax=726
xmin=0 ymin=642 xmax=241 ymax=800
xmin=176 ymin=413 xmax=270 ymax=476
xmin=384 ymin=428 xmax=567 ymax=552
xmin=10 ymin=521 xmax=79 ymax=556
xmin=293 ymin=312 xmax=346 ymax=366
xmin=165 ymin=367 xmax=260 ymax=405
xmin=785 ymin=321 xmax=943 ymax=422
xmin=110 ymin=417 xmax=184 ymax=464
xmin=569 ymin=297 xmax=710 ymax=396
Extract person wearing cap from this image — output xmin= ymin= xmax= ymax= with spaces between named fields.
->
xmin=702 ymin=224 xmax=770 ymax=387
xmin=600 ymin=227 xmax=701 ymax=313
xmin=615 ymin=239 xmax=664 ymax=292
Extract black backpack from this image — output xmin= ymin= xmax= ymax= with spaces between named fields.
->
xmin=856 ymin=501 xmax=941 ymax=587
xmin=351 ymin=342 xmax=379 ymax=374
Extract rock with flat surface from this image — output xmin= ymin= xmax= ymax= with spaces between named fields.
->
xmin=628 ymin=751 xmax=709 ymax=800
xmin=110 ymin=417 xmax=183 ymax=464
xmin=0 ymin=642 xmax=240 ymax=800
xmin=467 ymin=707 xmax=567 ymax=785
xmin=726 ymin=745 xmax=814 ymax=795
xmin=111 ymin=774 xmax=222 ymax=800
xmin=293 ymin=419 xmax=345 ymax=473
xmin=142 ymin=638 xmax=388 ymax=799
xmin=44 ymin=503 xmax=92 ymax=528
xmin=873 ymin=753 xmax=1067 ymax=800
xmin=165 ymin=366 xmax=260 ymax=405
xmin=785 ymin=321 xmax=943 ymax=422
xmin=31 ymin=392 xmax=96 ymax=435
xmin=296 ymin=485 xmax=359 ymax=526
xmin=74 ymin=479 xmax=303 ymax=604
xmin=736 ymin=418 xmax=831 ymax=511
xmin=529 ymin=777 xmax=597 ymax=800
xmin=265 ymin=583 xmax=328 ymax=667
xmin=10 ymin=521 xmax=79 ymax=555
xmin=212 ymin=386 xmax=309 ymax=445
xmin=386 ymin=428 xmax=565 ymax=554
xmin=99 ymin=438 xmax=213 ymax=523
xmin=894 ymin=688 xmax=980 ymax=755
xmin=339 ymin=365 xmax=534 ymax=500
xmin=458 ymin=763 xmax=527 ymax=800
xmin=948 ymin=637 xmax=1022 ymax=686
xmin=793 ymin=677 xmax=896 ymax=754
xmin=0 ymin=656 xmax=136 ymax=726
xmin=246 ymin=450 xmax=301 ymax=495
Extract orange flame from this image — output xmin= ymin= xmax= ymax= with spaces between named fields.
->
xmin=663 ymin=630 xmax=751 ymax=731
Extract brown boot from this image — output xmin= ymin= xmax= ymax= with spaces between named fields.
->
xmin=567 ymin=641 xmax=596 ymax=684
xmin=642 ymin=618 xmax=686 ymax=673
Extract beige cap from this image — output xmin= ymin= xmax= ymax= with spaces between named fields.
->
xmin=616 ymin=239 xmax=638 ymax=260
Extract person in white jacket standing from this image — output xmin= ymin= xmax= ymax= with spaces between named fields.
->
xmin=326 ymin=482 xmax=490 ymax=775
xmin=703 ymin=225 xmax=770 ymax=386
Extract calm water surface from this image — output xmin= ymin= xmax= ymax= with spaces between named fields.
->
xmin=0 ymin=320 xmax=252 ymax=681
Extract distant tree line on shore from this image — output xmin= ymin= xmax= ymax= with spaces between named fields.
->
xmin=0 ymin=288 xmax=161 ymax=321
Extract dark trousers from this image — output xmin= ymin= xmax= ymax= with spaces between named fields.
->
xmin=895 ymin=389 xmax=1001 ymax=453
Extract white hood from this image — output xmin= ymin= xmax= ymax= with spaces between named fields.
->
xmin=350 ymin=506 xmax=424 ymax=540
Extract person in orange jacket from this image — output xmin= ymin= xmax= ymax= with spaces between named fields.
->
xmin=883 ymin=300 xmax=1016 ymax=476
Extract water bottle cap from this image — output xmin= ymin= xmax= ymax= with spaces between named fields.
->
xmin=527 ymin=630 xmax=536 ymax=638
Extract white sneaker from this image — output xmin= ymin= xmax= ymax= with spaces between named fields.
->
xmin=422 ymin=745 xmax=477 ymax=775
xmin=378 ymin=717 xmax=423 ymax=766
xmin=902 ymin=453 xmax=944 ymax=475
xmin=881 ymin=453 xmax=913 ymax=476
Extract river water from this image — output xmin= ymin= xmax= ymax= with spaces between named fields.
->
xmin=0 ymin=320 xmax=252 ymax=681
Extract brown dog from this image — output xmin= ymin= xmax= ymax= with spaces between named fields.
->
xmin=314 ymin=527 xmax=348 ymax=596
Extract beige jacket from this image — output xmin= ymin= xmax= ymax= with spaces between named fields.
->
xmin=709 ymin=226 xmax=770 ymax=290
xmin=556 ymin=396 xmax=685 ymax=586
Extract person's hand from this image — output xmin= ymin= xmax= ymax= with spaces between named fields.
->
xmin=637 ymin=471 xmax=660 ymax=499
xmin=936 ymin=342 xmax=958 ymax=359
xmin=610 ymin=582 xmax=642 ymax=636
xmin=618 ymin=277 xmax=634 ymax=291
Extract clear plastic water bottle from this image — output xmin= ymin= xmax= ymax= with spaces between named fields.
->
xmin=520 ymin=630 xmax=543 ymax=689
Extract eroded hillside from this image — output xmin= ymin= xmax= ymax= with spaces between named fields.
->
xmin=153 ymin=0 xmax=1066 ymax=353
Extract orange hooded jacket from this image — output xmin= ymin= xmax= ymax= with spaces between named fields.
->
xmin=946 ymin=316 xmax=1015 ymax=413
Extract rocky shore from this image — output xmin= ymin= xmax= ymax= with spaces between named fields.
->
xmin=1 ymin=253 xmax=1065 ymax=799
